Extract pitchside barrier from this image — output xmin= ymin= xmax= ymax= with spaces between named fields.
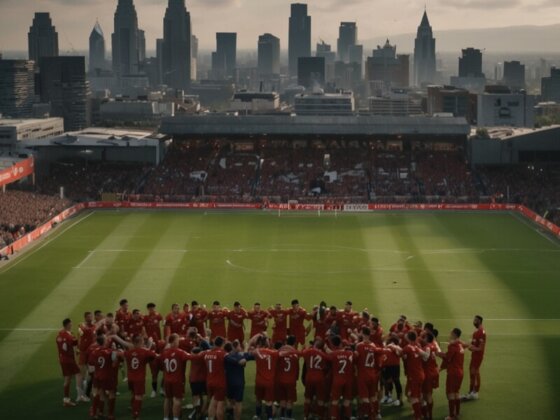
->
xmin=1 ymin=201 xmax=559 ymax=257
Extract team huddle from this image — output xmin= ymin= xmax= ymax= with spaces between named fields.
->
xmin=55 ymin=299 xmax=486 ymax=420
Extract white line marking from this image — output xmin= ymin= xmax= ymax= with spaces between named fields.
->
xmin=511 ymin=212 xmax=560 ymax=246
xmin=0 ymin=211 xmax=96 ymax=275
xmin=74 ymin=251 xmax=95 ymax=269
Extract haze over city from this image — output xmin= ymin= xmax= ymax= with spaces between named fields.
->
xmin=2 ymin=0 xmax=560 ymax=52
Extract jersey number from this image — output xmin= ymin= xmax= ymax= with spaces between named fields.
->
xmin=131 ymin=357 xmax=140 ymax=370
xmin=164 ymin=358 xmax=178 ymax=373
xmin=338 ymin=360 xmax=347 ymax=374
xmin=365 ymin=352 xmax=375 ymax=368
xmin=283 ymin=358 xmax=291 ymax=372
xmin=310 ymin=355 xmax=322 ymax=369
xmin=98 ymin=356 xmax=106 ymax=369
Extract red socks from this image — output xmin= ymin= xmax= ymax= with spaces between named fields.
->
xmin=108 ymin=397 xmax=116 ymax=416
xmin=427 ymin=402 xmax=433 ymax=419
xmin=330 ymin=404 xmax=339 ymax=419
xmin=371 ymin=400 xmax=379 ymax=417
xmin=359 ymin=403 xmax=370 ymax=417
xmin=132 ymin=399 xmax=142 ymax=418
xmin=455 ymin=399 xmax=461 ymax=415
xmin=304 ymin=402 xmax=310 ymax=417
xmin=448 ymin=400 xmax=455 ymax=417
xmin=63 ymin=383 xmax=70 ymax=398
xmin=412 ymin=402 xmax=422 ymax=419
xmin=343 ymin=405 xmax=352 ymax=418
xmin=475 ymin=373 xmax=481 ymax=392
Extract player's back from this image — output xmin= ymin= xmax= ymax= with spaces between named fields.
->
xmin=329 ymin=349 xmax=354 ymax=383
xmin=303 ymin=348 xmax=327 ymax=381
xmin=204 ymin=348 xmax=227 ymax=385
xmin=278 ymin=349 xmax=299 ymax=384
xmin=255 ymin=348 xmax=279 ymax=384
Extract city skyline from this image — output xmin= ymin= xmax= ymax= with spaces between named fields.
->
xmin=1 ymin=0 xmax=560 ymax=54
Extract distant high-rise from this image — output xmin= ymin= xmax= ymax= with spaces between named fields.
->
xmin=0 ymin=59 xmax=35 ymax=118
xmin=337 ymin=22 xmax=357 ymax=63
xmin=366 ymin=40 xmax=409 ymax=87
xmin=212 ymin=33 xmax=237 ymax=79
xmin=162 ymin=0 xmax=192 ymax=90
xmin=138 ymin=29 xmax=146 ymax=63
xmin=289 ymin=3 xmax=311 ymax=76
xmin=39 ymin=56 xmax=90 ymax=131
xmin=89 ymin=21 xmax=106 ymax=74
xmin=414 ymin=10 xmax=436 ymax=86
xmin=112 ymin=0 xmax=140 ymax=77
xmin=28 ymin=13 xmax=59 ymax=63
xmin=191 ymin=35 xmax=198 ymax=81
xmin=541 ymin=67 xmax=560 ymax=102
xmin=298 ymin=56 xmax=325 ymax=89
xmin=503 ymin=61 xmax=525 ymax=90
xmin=459 ymin=48 xmax=484 ymax=78
xmin=258 ymin=33 xmax=281 ymax=78
xmin=316 ymin=41 xmax=336 ymax=82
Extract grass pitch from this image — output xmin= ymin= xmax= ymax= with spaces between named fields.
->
xmin=0 ymin=209 xmax=559 ymax=419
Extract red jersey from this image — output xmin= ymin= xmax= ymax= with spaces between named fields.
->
xmin=227 ymin=310 xmax=247 ymax=333
xmin=277 ymin=348 xmax=300 ymax=384
xmin=288 ymin=307 xmax=307 ymax=333
xmin=190 ymin=308 xmax=208 ymax=337
xmin=124 ymin=347 xmax=156 ymax=382
xmin=248 ymin=310 xmax=269 ymax=337
xmin=207 ymin=309 xmax=228 ymax=339
xmin=444 ymin=341 xmax=465 ymax=376
xmin=328 ymin=349 xmax=354 ymax=384
xmin=371 ymin=325 xmax=384 ymax=346
xmin=115 ymin=309 xmax=131 ymax=333
xmin=302 ymin=348 xmax=328 ymax=382
xmin=93 ymin=347 xmax=120 ymax=381
xmin=160 ymin=347 xmax=189 ymax=384
xmin=255 ymin=348 xmax=279 ymax=385
xmin=307 ymin=310 xmax=329 ymax=339
xmin=385 ymin=347 xmax=401 ymax=367
xmin=189 ymin=354 xmax=207 ymax=383
xmin=56 ymin=329 xmax=78 ymax=364
xmin=402 ymin=344 xmax=425 ymax=381
xmin=203 ymin=348 xmax=227 ymax=386
xmin=179 ymin=337 xmax=196 ymax=353
xmin=355 ymin=342 xmax=387 ymax=379
xmin=127 ymin=317 xmax=145 ymax=338
xmin=423 ymin=342 xmax=440 ymax=378
xmin=336 ymin=310 xmax=357 ymax=339
xmin=165 ymin=312 xmax=186 ymax=337
xmin=78 ymin=323 xmax=97 ymax=353
xmin=269 ymin=308 xmax=289 ymax=337
xmin=471 ymin=327 xmax=486 ymax=359
xmin=143 ymin=312 xmax=163 ymax=340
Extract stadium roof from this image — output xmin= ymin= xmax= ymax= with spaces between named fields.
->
xmin=161 ymin=114 xmax=470 ymax=137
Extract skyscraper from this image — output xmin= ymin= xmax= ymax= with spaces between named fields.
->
xmin=28 ymin=13 xmax=59 ymax=63
xmin=112 ymin=0 xmax=140 ymax=77
xmin=138 ymin=29 xmax=146 ymax=63
xmin=366 ymin=40 xmax=409 ymax=88
xmin=162 ymin=0 xmax=192 ymax=90
xmin=298 ymin=56 xmax=325 ymax=89
xmin=39 ymin=56 xmax=90 ymax=131
xmin=337 ymin=22 xmax=357 ymax=63
xmin=459 ymin=48 xmax=484 ymax=78
xmin=289 ymin=3 xmax=311 ymax=77
xmin=89 ymin=21 xmax=106 ymax=74
xmin=0 ymin=59 xmax=35 ymax=118
xmin=503 ymin=61 xmax=525 ymax=90
xmin=212 ymin=33 xmax=237 ymax=79
xmin=414 ymin=10 xmax=436 ymax=86
xmin=258 ymin=33 xmax=280 ymax=78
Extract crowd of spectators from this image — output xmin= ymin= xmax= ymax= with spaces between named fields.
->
xmin=0 ymin=190 xmax=72 ymax=249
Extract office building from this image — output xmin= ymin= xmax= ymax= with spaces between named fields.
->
xmin=138 ymin=29 xmax=146 ymax=63
xmin=162 ymin=0 xmax=192 ymax=90
xmin=366 ymin=39 xmax=409 ymax=87
xmin=459 ymin=48 xmax=484 ymax=78
xmin=427 ymin=85 xmax=476 ymax=123
xmin=542 ymin=68 xmax=560 ymax=102
xmin=294 ymin=91 xmax=355 ymax=116
xmin=298 ymin=56 xmax=325 ymax=89
xmin=477 ymin=85 xmax=535 ymax=128
xmin=369 ymin=89 xmax=422 ymax=116
xmin=112 ymin=0 xmax=141 ymax=77
xmin=212 ymin=33 xmax=237 ymax=79
xmin=89 ymin=21 xmax=106 ymax=74
xmin=39 ymin=56 xmax=90 ymax=131
xmin=337 ymin=22 xmax=357 ymax=63
xmin=503 ymin=61 xmax=525 ymax=90
xmin=0 ymin=60 xmax=35 ymax=118
xmin=289 ymin=3 xmax=311 ymax=76
xmin=414 ymin=10 xmax=436 ymax=86
xmin=28 ymin=13 xmax=59 ymax=63
xmin=316 ymin=41 xmax=336 ymax=82
xmin=258 ymin=33 xmax=281 ymax=78
xmin=0 ymin=118 xmax=64 ymax=146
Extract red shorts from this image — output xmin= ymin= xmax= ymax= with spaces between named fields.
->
xmin=78 ymin=351 xmax=88 ymax=366
xmin=304 ymin=377 xmax=327 ymax=401
xmin=470 ymin=356 xmax=484 ymax=370
xmin=99 ymin=377 xmax=118 ymax=392
xmin=272 ymin=331 xmax=287 ymax=344
xmin=60 ymin=361 xmax=80 ymax=377
xmin=293 ymin=330 xmax=305 ymax=345
xmin=406 ymin=376 xmax=424 ymax=399
xmin=128 ymin=379 xmax=146 ymax=396
xmin=446 ymin=373 xmax=463 ymax=394
xmin=164 ymin=381 xmax=185 ymax=399
xmin=277 ymin=382 xmax=297 ymax=402
xmin=207 ymin=384 xmax=226 ymax=402
xmin=357 ymin=375 xmax=379 ymax=399
xmin=227 ymin=329 xmax=244 ymax=344
xmin=422 ymin=374 xmax=439 ymax=394
xmin=255 ymin=383 xmax=275 ymax=402
xmin=331 ymin=380 xmax=353 ymax=401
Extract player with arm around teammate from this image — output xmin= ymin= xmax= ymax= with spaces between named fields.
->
xmin=438 ymin=328 xmax=466 ymax=420
xmin=56 ymin=318 xmax=88 ymax=407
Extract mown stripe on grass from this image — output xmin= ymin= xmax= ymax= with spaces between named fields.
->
xmin=0 ymin=213 xmax=153 ymax=392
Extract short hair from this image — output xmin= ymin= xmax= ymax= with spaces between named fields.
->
xmin=84 ymin=311 xmax=92 ymax=317
xmin=475 ymin=315 xmax=483 ymax=323
xmin=96 ymin=335 xmax=105 ymax=346
xmin=147 ymin=303 xmax=156 ymax=309
xmin=407 ymin=331 xmax=417 ymax=342
xmin=191 ymin=300 xmax=198 ymax=306
xmin=399 ymin=314 xmax=407 ymax=321
xmin=371 ymin=317 xmax=379 ymax=324
xmin=132 ymin=335 xmax=143 ymax=345
xmin=425 ymin=332 xmax=435 ymax=343
xmin=192 ymin=347 xmax=202 ymax=354
xmin=331 ymin=335 xmax=342 ymax=347
xmin=291 ymin=299 xmax=299 ymax=305
xmin=132 ymin=309 xmax=140 ymax=315
xmin=62 ymin=318 xmax=71 ymax=327
xmin=362 ymin=327 xmax=371 ymax=336
xmin=254 ymin=302 xmax=261 ymax=306
xmin=214 ymin=336 xmax=225 ymax=347
xmin=433 ymin=329 xmax=439 ymax=338
xmin=213 ymin=301 xmax=220 ymax=306
xmin=168 ymin=333 xmax=179 ymax=344
xmin=330 ymin=305 xmax=337 ymax=311
xmin=274 ymin=341 xmax=283 ymax=350
xmin=94 ymin=310 xmax=102 ymax=316
xmin=286 ymin=335 xmax=296 ymax=346
xmin=361 ymin=311 xmax=370 ymax=320
xmin=424 ymin=322 xmax=434 ymax=332
xmin=345 ymin=301 xmax=352 ymax=306
xmin=233 ymin=301 xmax=241 ymax=307
xmin=106 ymin=312 xmax=114 ymax=318
xmin=171 ymin=303 xmax=179 ymax=310
xmin=224 ymin=342 xmax=233 ymax=352
xmin=452 ymin=328 xmax=462 ymax=338
xmin=119 ymin=299 xmax=128 ymax=306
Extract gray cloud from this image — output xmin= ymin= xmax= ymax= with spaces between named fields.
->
xmin=438 ymin=0 xmax=521 ymax=9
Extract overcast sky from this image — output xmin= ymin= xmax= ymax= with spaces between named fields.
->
xmin=1 ymin=0 xmax=559 ymax=53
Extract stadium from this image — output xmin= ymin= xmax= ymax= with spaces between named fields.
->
xmin=1 ymin=113 xmax=560 ymax=420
